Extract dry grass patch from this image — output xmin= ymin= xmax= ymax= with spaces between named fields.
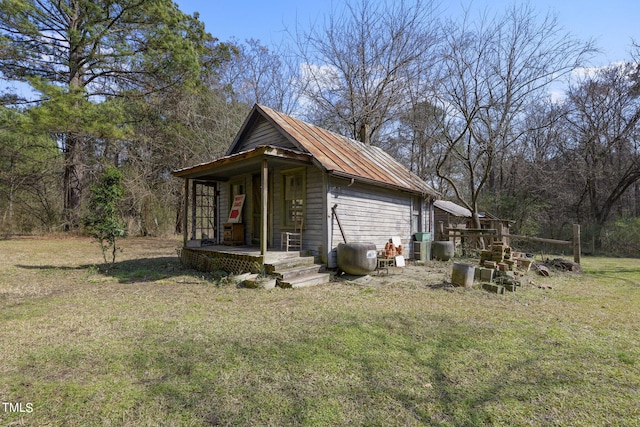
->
xmin=1 ymin=237 xmax=638 ymax=426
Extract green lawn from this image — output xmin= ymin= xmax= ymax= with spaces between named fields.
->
xmin=1 ymin=237 xmax=638 ymax=426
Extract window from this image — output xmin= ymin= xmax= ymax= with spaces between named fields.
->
xmin=281 ymin=168 xmax=305 ymax=228
xmin=193 ymin=181 xmax=217 ymax=241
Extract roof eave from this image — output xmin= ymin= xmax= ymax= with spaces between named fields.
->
xmin=329 ymin=170 xmax=439 ymax=198
xmin=172 ymin=145 xmax=312 ymax=179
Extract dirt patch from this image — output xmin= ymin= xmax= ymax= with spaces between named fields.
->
xmin=334 ymin=260 xmax=453 ymax=287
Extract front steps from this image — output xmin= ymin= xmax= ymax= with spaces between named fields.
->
xmin=265 ymin=253 xmax=331 ymax=288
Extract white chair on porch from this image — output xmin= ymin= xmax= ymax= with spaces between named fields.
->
xmin=281 ymin=217 xmax=303 ymax=251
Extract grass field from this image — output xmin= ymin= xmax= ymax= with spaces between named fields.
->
xmin=1 ymin=237 xmax=638 ymax=426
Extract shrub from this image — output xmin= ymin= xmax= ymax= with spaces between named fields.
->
xmin=83 ymin=167 xmax=127 ymax=264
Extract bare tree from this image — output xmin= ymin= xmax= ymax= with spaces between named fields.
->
xmin=294 ymin=0 xmax=439 ymax=144
xmin=390 ymin=100 xmax=450 ymax=192
xmin=495 ymin=99 xmax=570 ymax=237
xmin=560 ymin=62 xmax=640 ymax=248
xmin=218 ymin=39 xmax=300 ymax=114
xmin=432 ymin=3 xmax=595 ymax=228
xmin=121 ymin=87 xmax=248 ymax=236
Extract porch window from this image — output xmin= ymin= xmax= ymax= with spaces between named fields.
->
xmin=282 ymin=168 xmax=305 ymax=228
xmin=192 ymin=181 xmax=217 ymax=241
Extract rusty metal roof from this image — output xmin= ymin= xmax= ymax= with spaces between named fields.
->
xmin=246 ymin=105 xmax=438 ymax=197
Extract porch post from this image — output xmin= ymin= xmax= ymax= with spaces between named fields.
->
xmin=261 ymin=159 xmax=268 ymax=255
xmin=182 ymin=178 xmax=189 ymax=246
xmin=191 ymin=180 xmax=197 ymax=240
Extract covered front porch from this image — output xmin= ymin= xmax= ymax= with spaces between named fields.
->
xmin=173 ymin=145 xmax=315 ymax=273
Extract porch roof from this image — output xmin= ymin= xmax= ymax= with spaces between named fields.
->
xmin=172 ymin=145 xmax=313 ymax=181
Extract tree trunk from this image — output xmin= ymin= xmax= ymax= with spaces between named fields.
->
xmin=471 ymin=209 xmax=485 ymax=250
xmin=3 ymin=184 xmax=14 ymax=235
xmin=63 ymin=133 xmax=84 ymax=230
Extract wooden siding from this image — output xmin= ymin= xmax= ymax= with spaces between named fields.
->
xmin=328 ymin=178 xmax=413 ymax=251
xmin=233 ymin=117 xmax=296 ymax=153
xmin=434 ymin=207 xmax=467 ymax=231
xmin=271 ymin=165 xmax=324 ymax=255
xmin=303 ymin=166 xmax=324 ymax=254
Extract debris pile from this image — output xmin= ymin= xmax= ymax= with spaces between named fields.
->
xmin=479 ymin=243 xmax=533 ymax=272
xmin=472 ymin=242 xmax=582 ymax=293
xmin=474 ymin=242 xmax=536 ymax=293
xmin=535 ymin=258 xmax=582 ymax=273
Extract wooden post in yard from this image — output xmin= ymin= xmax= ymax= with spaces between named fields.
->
xmin=573 ymin=224 xmax=581 ymax=264
xmin=438 ymin=221 xmax=445 ymax=241
xmin=497 ymin=222 xmax=505 ymax=245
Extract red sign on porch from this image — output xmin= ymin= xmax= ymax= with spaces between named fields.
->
xmin=227 ymin=194 xmax=245 ymax=223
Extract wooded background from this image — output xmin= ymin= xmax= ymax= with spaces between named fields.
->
xmin=1 ymin=0 xmax=639 ymax=256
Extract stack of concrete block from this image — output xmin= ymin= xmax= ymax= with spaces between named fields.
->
xmin=474 ymin=266 xmax=495 ymax=282
xmin=482 ymin=283 xmax=505 ymax=294
xmin=495 ymin=275 xmax=521 ymax=292
xmin=480 ymin=243 xmax=512 ymax=268
xmin=476 ymin=243 xmax=528 ymax=293
xmin=480 ymin=274 xmax=521 ymax=293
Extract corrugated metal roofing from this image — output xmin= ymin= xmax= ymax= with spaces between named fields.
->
xmin=236 ymin=104 xmax=439 ymax=197
xmin=434 ymin=200 xmax=473 ymax=218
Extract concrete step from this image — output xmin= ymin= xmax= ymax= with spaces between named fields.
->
xmin=274 ymin=264 xmax=324 ymax=281
xmin=278 ymin=272 xmax=332 ymax=288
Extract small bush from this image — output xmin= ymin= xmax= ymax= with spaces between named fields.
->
xmin=83 ymin=167 xmax=127 ymax=264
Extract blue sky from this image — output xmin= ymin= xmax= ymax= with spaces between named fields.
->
xmin=175 ymin=0 xmax=640 ymax=66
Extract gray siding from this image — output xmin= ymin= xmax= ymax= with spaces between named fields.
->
xmin=233 ymin=117 xmax=296 ymax=153
xmin=302 ymin=166 xmax=324 ymax=254
xmin=272 ymin=165 xmax=324 ymax=255
xmin=328 ymin=178 xmax=413 ymax=251
xmin=217 ymin=167 xmax=433 ymax=264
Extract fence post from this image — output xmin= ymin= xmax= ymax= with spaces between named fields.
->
xmin=573 ymin=224 xmax=581 ymax=264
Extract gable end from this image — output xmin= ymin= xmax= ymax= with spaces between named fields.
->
xmin=230 ymin=115 xmax=297 ymax=154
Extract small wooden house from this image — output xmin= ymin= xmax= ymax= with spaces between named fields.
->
xmin=434 ymin=200 xmax=473 ymax=231
xmin=173 ymin=104 xmax=438 ymax=276
xmin=434 ymin=199 xmax=512 ymax=246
